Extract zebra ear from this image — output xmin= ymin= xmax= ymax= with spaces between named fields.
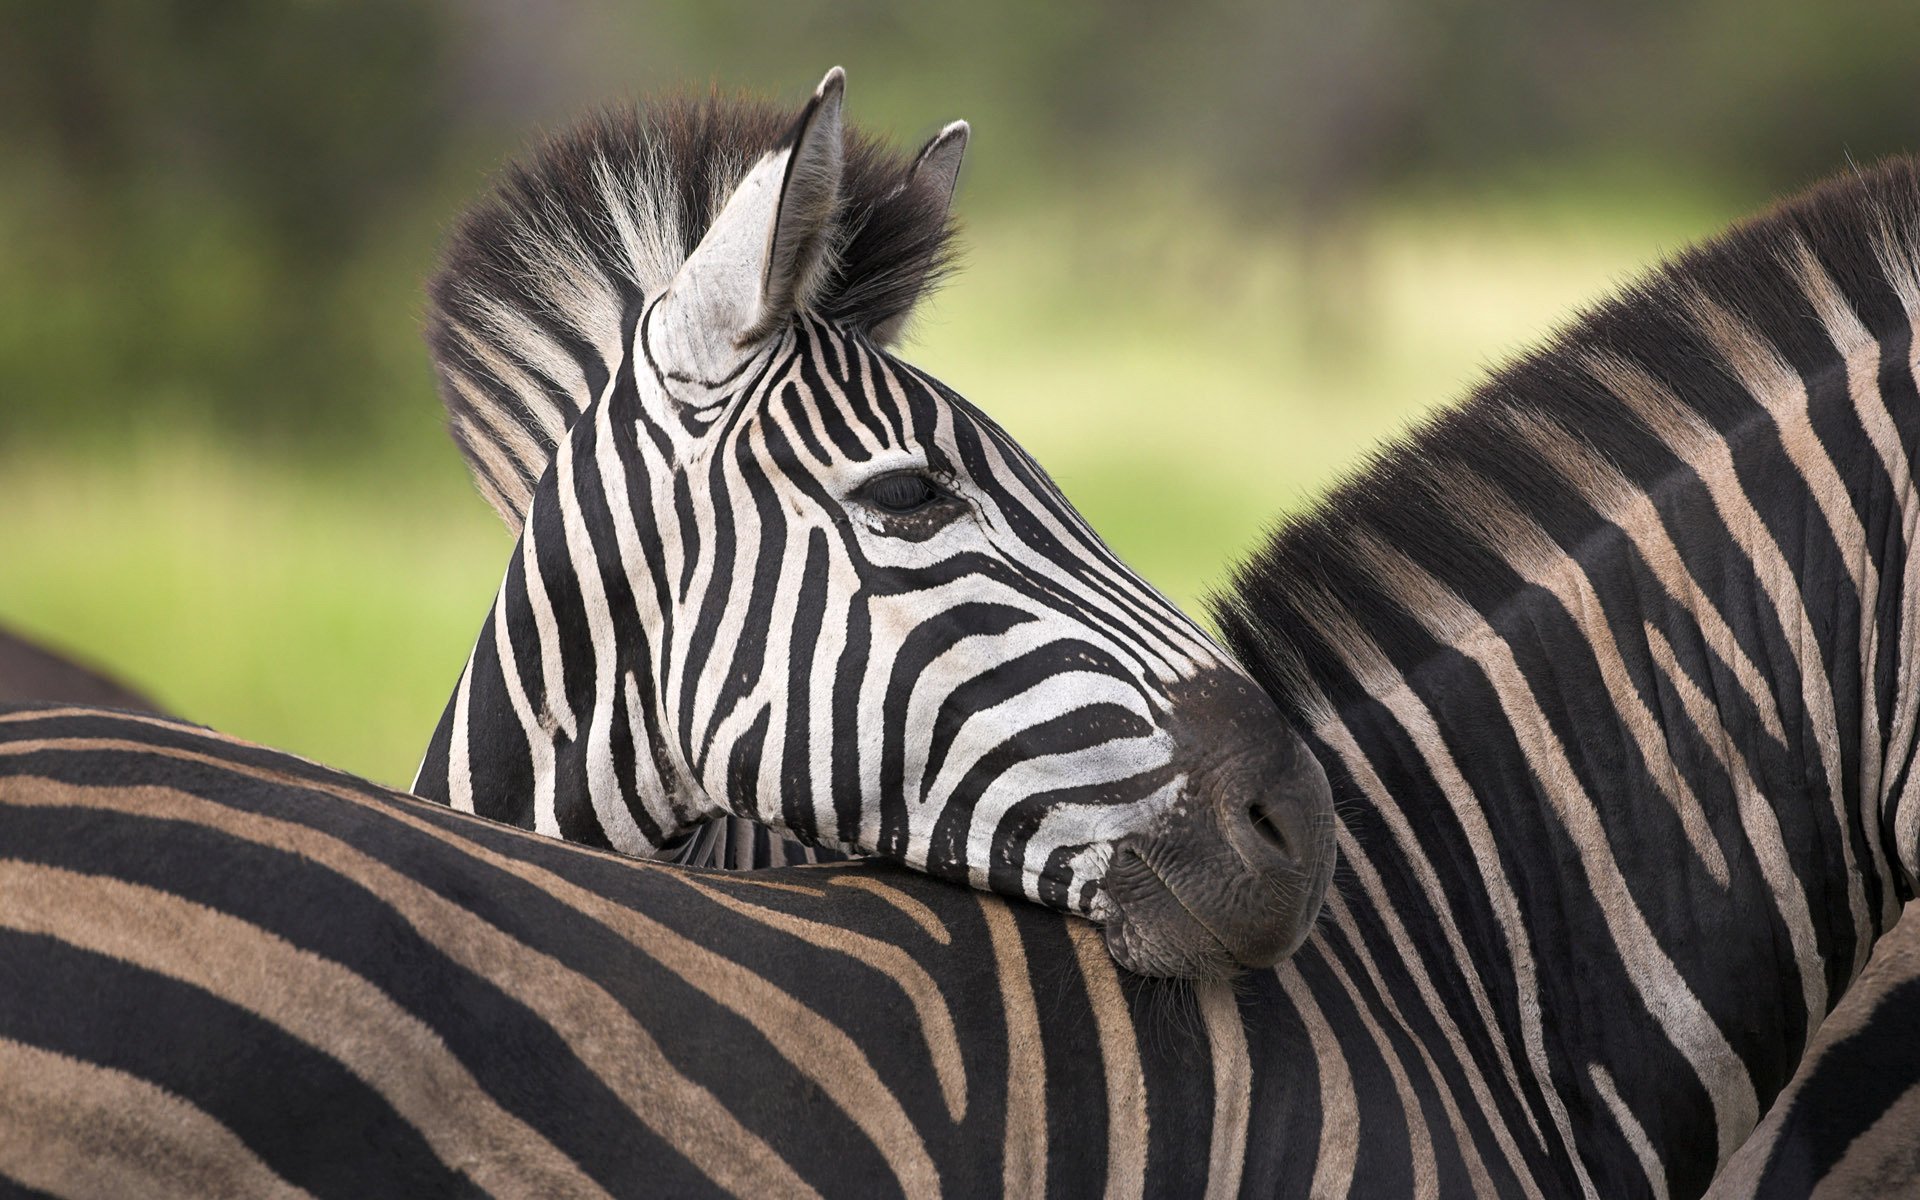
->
xmin=869 ymin=120 xmax=969 ymax=347
xmin=644 ymin=67 xmax=846 ymax=404
xmin=910 ymin=120 xmax=969 ymax=212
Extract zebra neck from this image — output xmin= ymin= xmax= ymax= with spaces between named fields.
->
xmin=1290 ymin=350 xmax=1918 ymax=1193
xmin=414 ymin=412 xmax=705 ymax=853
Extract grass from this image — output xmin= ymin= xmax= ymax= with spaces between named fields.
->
xmin=0 ymin=184 xmax=1724 ymax=785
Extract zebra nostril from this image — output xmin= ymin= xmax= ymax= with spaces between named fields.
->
xmin=1249 ymin=801 xmax=1286 ymax=849
xmin=1243 ymin=795 xmax=1299 ymax=863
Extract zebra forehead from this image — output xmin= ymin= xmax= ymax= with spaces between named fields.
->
xmin=427 ymin=86 xmax=962 ymax=533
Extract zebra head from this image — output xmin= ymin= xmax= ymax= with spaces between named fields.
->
xmin=416 ymin=69 xmax=1336 ymax=978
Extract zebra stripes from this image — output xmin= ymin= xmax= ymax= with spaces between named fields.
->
xmin=1207 ymin=155 xmax=1920 ymax=1195
xmin=0 ymin=706 xmax=1262 ymax=1198
xmin=408 ymin=70 xmax=1337 ymax=978
xmin=1709 ymin=904 xmax=1920 ymax=1197
xmin=0 ymin=638 xmax=1903 ymax=1197
xmin=390 ymin=91 xmax=1920 ymax=1191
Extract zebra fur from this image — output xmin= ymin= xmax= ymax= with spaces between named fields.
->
xmin=1707 ymin=902 xmax=1920 ymax=1197
xmin=0 ymin=705 xmax=1256 ymax=1198
xmin=0 ymin=683 xmax=1898 ymax=1195
xmin=1204 ymin=154 xmax=1920 ymax=1195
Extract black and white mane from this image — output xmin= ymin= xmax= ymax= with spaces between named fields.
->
xmin=1222 ymin=156 xmax=1920 ymax=748
xmin=427 ymin=93 xmax=962 ymax=529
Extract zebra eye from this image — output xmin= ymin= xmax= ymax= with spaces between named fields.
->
xmin=863 ymin=471 xmax=941 ymax=514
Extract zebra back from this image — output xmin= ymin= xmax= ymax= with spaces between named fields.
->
xmin=0 ymin=704 xmax=1252 ymax=1197
xmin=11 ymin=704 xmax=1916 ymax=1198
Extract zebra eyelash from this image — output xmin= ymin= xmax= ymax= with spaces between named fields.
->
xmin=860 ymin=469 xmax=946 ymax=514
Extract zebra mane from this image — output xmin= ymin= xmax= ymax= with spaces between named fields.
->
xmin=426 ymin=89 xmax=962 ymax=530
xmin=1214 ymin=155 xmax=1920 ymax=722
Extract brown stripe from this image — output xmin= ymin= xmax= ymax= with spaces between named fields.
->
xmin=1296 ymin=593 xmax=1573 ymax=1174
xmin=1319 ymin=893 xmax=1441 ymax=1197
xmin=1069 ymin=921 xmax=1147 ymax=1200
xmin=1277 ymin=952 xmax=1359 ymax=1199
xmin=0 ymin=1037 xmax=313 ymax=1200
xmin=1197 ymin=980 xmax=1250 ymax=1200
xmin=7 ymin=740 xmax=940 ymax=1195
xmin=669 ymin=871 xmax=968 ymax=1122
xmin=0 ymin=858 xmax=610 ymax=1200
xmin=1427 ymin=460 xmax=1730 ymax=887
xmin=1713 ymin=904 xmax=1920 ymax=1198
xmin=1808 ymin=1081 xmax=1920 ymax=1200
xmin=1332 ymin=825 xmax=1545 ymax=1199
xmin=979 ymin=893 xmax=1048 ymax=1199
xmin=1787 ymin=235 xmax=1911 ymax=913
xmin=328 ymin=794 xmax=945 ymax=1196
xmin=1682 ymin=291 xmax=1877 ymax=971
xmin=1588 ymin=1065 xmax=1668 ymax=1200
xmin=1 ymin=769 xmax=808 ymax=1199
xmin=1643 ymin=623 xmax=1826 ymax=1025
xmin=1349 ymin=530 xmax=1759 ymax=1162
xmin=1510 ymin=406 xmax=1789 ymax=751
xmin=828 ymin=874 xmax=953 ymax=943
xmin=687 ymin=873 xmax=828 ymax=896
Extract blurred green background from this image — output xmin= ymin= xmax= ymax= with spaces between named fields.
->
xmin=2 ymin=1 xmax=1914 ymax=784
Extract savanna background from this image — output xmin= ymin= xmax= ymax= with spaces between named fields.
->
xmin=2 ymin=1 xmax=1914 ymax=785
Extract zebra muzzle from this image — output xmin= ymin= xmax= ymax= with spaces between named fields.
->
xmin=1099 ymin=671 xmax=1337 ymax=979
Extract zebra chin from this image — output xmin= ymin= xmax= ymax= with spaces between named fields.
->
xmin=1095 ymin=671 xmax=1338 ymax=980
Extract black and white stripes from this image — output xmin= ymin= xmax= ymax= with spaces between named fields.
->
xmin=410 ymin=70 xmax=1336 ymax=978
xmin=403 ymin=91 xmax=1920 ymax=1188
xmin=1205 ymin=156 xmax=1920 ymax=1194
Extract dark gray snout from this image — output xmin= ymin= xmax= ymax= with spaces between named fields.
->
xmin=1102 ymin=669 xmax=1337 ymax=979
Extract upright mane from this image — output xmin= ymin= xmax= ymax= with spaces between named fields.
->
xmin=1215 ymin=156 xmax=1920 ymax=720
xmin=426 ymin=90 xmax=962 ymax=530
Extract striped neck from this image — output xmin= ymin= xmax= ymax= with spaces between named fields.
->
xmin=1232 ymin=350 xmax=1917 ymax=1196
xmin=1216 ymin=166 xmax=1920 ymax=1194
xmin=416 ymin=397 xmax=707 ymax=852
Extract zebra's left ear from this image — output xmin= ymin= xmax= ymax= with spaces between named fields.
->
xmin=644 ymin=67 xmax=846 ymax=407
xmin=868 ymin=120 xmax=969 ymax=347
xmin=907 ymin=121 xmax=969 ymax=219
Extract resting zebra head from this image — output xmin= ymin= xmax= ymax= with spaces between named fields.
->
xmin=413 ymin=69 xmax=1336 ymax=978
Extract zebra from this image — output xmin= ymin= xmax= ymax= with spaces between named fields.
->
xmin=7 ymin=153 xmax=1920 ymax=1198
xmin=0 ymin=692 xmax=1895 ymax=1195
xmin=0 ymin=625 xmax=161 ymax=715
xmin=1709 ymin=902 xmax=1920 ymax=1197
xmin=406 ymin=69 xmax=1337 ymax=980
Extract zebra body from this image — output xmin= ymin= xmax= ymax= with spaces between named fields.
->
xmin=0 ymin=693 xmax=1900 ymax=1196
xmin=1202 ymin=155 xmax=1920 ymax=1195
xmin=393 ymin=72 xmax=1920 ymax=1191
xmin=0 ymin=706 xmax=1260 ymax=1198
xmin=0 ymin=625 xmax=161 ymax=715
xmin=408 ymin=70 xmax=1337 ymax=979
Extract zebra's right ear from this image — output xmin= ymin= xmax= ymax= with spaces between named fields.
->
xmin=643 ymin=67 xmax=846 ymax=410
